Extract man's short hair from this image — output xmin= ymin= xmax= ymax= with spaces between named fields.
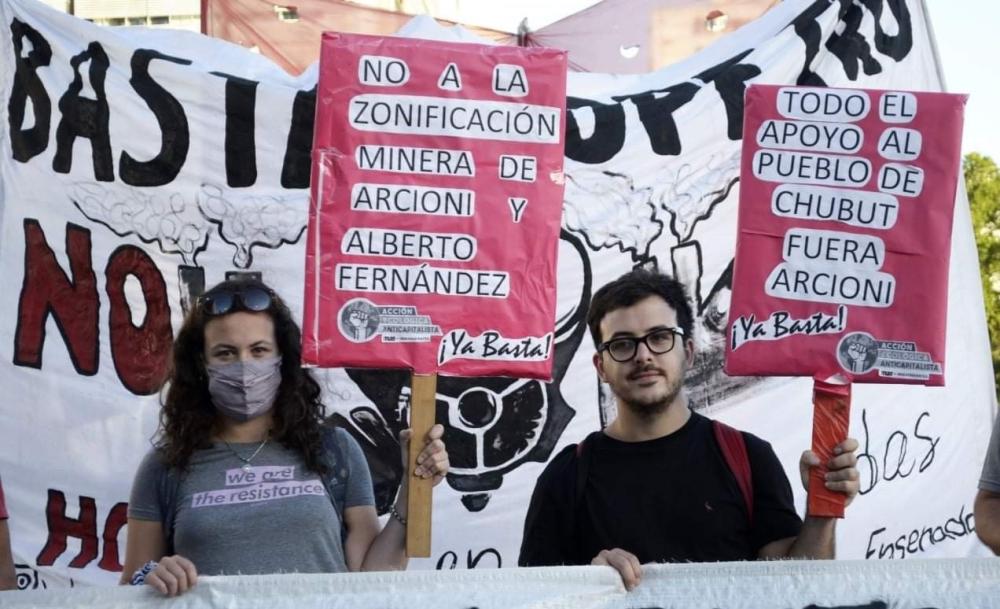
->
xmin=587 ymin=269 xmax=694 ymax=348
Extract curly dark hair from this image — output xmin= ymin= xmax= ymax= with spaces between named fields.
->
xmin=157 ymin=277 xmax=327 ymax=475
xmin=586 ymin=268 xmax=694 ymax=348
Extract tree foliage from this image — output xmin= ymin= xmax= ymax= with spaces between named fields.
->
xmin=965 ymin=152 xmax=1000 ymax=393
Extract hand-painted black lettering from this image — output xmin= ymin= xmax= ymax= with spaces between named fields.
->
xmin=467 ymin=548 xmax=501 ymax=568
xmin=857 ymin=409 xmax=878 ymax=495
xmin=825 ymin=1 xmax=882 ymax=80
xmin=612 ymin=82 xmax=699 ymax=156
xmin=53 ymin=42 xmax=113 ymax=181
xmin=281 ymin=85 xmax=316 ymax=188
xmin=210 ymin=71 xmax=258 ymax=188
xmin=865 ymin=0 xmax=912 ymax=60
xmin=564 ymin=97 xmax=625 ymax=164
xmin=913 ymin=412 xmax=939 ymax=473
xmin=435 ymin=550 xmax=458 ymax=570
xmin=791 ymin=0 xmax=914 ymax=85
xmin=119 ymin=50 xmax=192 ymax=186
xmin=8 ymin=19 xmax=52 ymax=162
xmin=695 ymin=50 xmax=761 ymax=140
xmin=865 ymin=505 xmax=972 ymax=560
xmin=791 ymin=0 xmax=834 ymax=86
xmin=857 ymin=408 xmax=940 ymax=495
xmin=882 ymin=430 xmax=913 ymax=481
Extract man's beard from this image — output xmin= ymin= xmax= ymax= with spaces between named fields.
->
xmin=616 ymin=371 xmax=682 ymax=420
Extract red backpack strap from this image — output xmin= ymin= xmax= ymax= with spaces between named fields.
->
xmin=574 ymin=431 xmax=604 ymax=505
xmin=712 ymin=420 xmax=753 ymax=524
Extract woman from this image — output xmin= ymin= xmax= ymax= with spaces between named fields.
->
xmin=121 ymin=278 xmax=449 ymax=596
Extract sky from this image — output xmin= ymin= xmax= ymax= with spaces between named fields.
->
xmin=923 ymin=1 xmax=1000 ymax=162
xmin=435 ymin=0 xmax=999 ymax=163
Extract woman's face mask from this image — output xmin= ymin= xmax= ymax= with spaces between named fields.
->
xmin=205 ymin=356 xmax=283 ymax=422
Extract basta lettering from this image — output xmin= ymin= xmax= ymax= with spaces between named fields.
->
xmin=119 ymin=50 xmax=193 ymax=187
xmin=730 ymin=306 xmax=845 ymax=351
xmin=53 ymin=41 xmax=113 ymax=181
xmin=438 ymin=330 xmax=552 ymax=365
xmin=5 ymin=20 xmax=312 ymax=189
xmin=771 ymin=309 xmax=843 ymax=338
xmin=481 ymin=332 xmax=549 ymax=359
xmin=730 ymin=314 xmax=768 ymax=350
xmin=8 ymin=19 xmax=53 ymax=162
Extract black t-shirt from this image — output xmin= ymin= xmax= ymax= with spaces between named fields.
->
xmin=518 ymin=412 xmax=802 ymax=566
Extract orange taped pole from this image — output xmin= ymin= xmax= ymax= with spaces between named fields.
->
xmin=808 ymin=375 xmax=852 ymax=518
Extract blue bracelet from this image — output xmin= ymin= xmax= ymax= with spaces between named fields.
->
xmin=130 ymin=560 xmax=157 ymax=586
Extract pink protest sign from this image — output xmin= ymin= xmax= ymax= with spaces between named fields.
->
xmin=725 ymin=85 xmax=966 ymax=385
xmin=303 ymin=33 xmax=567 ymax=379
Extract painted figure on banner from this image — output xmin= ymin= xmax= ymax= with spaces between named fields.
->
xmin=563 ymin=159 xmax=764 ymax=415
xmin=519 ymin=269 xmax=860 ymax=589
xmin=71 ymin=182 xmax=308 ymax=316
xmin=975 ymin=413 xmax=1000 ymax=554
xmin=120 ymin=278 xmax=450 ymax=596
xmin=323 ymin=231 xmax=590 ymax=514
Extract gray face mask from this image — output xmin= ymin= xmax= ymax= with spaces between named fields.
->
xmin=206 ymin=356 xmax=283 ymax=422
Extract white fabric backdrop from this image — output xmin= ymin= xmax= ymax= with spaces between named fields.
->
xmin=0 ymin=0 xmax=994 ymax=589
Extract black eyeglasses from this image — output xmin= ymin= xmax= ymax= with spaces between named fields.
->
xmin=198 ymin=285 xmax=274 ymax=316
xmin=598 ymin=327 xmax=685 ymax=362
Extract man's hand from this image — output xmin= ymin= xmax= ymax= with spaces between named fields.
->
xmin=799 ymin=438 xmax=860 ymax=506
xmin=591 ymin=548 xmax=641 ymax=591
xmin=974 ymin=489 xmax=1000 ymax=554
xmin=146 ymin=555 xmax=198 ymax=597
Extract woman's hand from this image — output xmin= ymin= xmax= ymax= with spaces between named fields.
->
xmin=146 ymin=555 xmax=198 ymax=597
xmin=399 ymin=423 xmax=449 ymax=486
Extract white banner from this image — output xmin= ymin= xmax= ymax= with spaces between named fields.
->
xmin=5 ymin=560 xmax=1000 ymax=608
xmin=0 ymin=0 xmax=994 ymax=590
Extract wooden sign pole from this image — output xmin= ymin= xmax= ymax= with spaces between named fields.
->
xmin=406 ymin=372 xmax=437 ymax=557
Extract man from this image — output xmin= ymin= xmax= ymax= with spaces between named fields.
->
xmin=519 ymin=270 xmax=860 ymax=589
xmin=974 ymin=413 xmax=1000 ymax=554
xmin=0 ymin=476 xmax=16 ymax=590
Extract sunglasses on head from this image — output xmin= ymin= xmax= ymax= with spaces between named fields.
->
xmin=198 ymin=285 xmax=274 ymax=316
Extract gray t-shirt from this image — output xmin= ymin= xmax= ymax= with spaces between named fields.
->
xmin=981 ymin=413 xmax=1000 ymax=493
xmin=128 ymin=428 xmax=375 ymax=575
